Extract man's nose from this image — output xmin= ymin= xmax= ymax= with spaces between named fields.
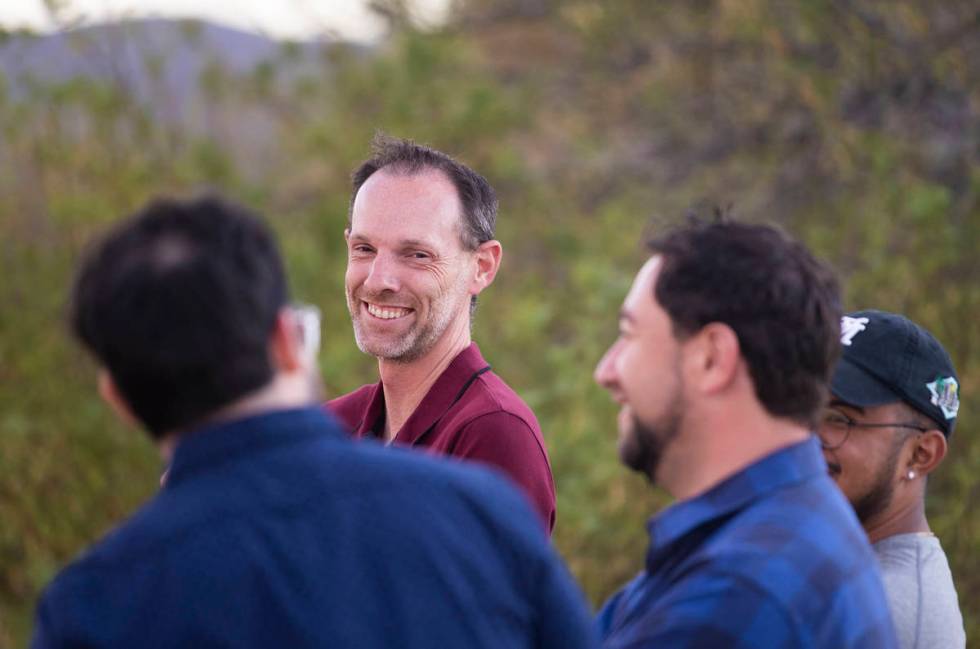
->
xmin=363 ymin=253 xmax=400 ymax=293
xmin=594 ymin=344 xmax=619 ymax=389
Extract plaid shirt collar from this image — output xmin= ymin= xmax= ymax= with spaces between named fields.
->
xmin=646 ymin=435 xmax=825 ymax=571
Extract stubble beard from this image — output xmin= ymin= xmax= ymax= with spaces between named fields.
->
xmin=347 ymin=280 xmax=469 ymax=364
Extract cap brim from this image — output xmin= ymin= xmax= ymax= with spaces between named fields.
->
xmin=831 ymin=357 xmax=902 ymax=407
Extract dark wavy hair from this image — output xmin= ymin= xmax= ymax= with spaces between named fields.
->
xmin=648 ymin=215 xmax=842 ymax=427
xmin=70 ymin=195 xmax=288 ymax=436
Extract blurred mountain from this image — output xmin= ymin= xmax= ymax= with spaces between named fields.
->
xmin=0 ymin=19 xmax=366 ymax=118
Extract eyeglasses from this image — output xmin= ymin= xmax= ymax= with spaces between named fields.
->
xmin=818 ymin=410 xmax=929 ymax=450
xmin=291 ymin=303 xmax=321 ymax=362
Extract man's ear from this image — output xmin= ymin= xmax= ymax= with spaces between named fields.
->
xmin=907 ymin=429 xmax=947 ymax=478
xmin=687 ymin=322 xmax=740 ymax=394
xmin=269 ymin=308 xmax=305 ymax=373
xmin=97 ymin=371 xmax=139 ymax=429
xmin=469 ymin=239 xmax=502 ymax=297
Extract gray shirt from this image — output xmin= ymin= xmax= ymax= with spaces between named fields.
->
xmin=874 ymin=533 xmax=966 ymax=649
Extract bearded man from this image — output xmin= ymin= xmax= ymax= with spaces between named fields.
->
xmin=594 ymin=218 xmax=898 ymax=648
xmin=820 ymin=310 xmax=965 ymax=649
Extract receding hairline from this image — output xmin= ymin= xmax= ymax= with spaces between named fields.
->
xmin=350 ymin=165 xmax=472 ymax=247
xmin=358 ymin=164 xmax=459 ymax=194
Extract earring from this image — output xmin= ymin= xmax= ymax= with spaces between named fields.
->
xmin=907 ymin=470 xmax=916 ymax=480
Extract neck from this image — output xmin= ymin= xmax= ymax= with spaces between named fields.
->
xmin=378 ymin=318 xmax=471 ymax=441
xmin=863 ymin=491 xmax=930 ymax=544
xmin=660 ymin=406 xmax=811 ymax=501
xmin=157 ymin=372 xmax=314 ymax=461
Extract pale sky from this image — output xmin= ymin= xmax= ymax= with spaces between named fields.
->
xmin=0 ymin=0 xmax=449 ymax=41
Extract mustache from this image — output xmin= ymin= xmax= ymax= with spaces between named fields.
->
xmin=351 ymin=290 xmax=415 ymax=309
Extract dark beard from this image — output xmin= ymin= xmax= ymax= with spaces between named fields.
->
xmin=852 ymin=438 xmax=904 ymax=524
xmin=623 ymin=404 xmax=682 ymax=482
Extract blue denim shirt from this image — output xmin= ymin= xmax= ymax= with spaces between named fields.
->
xmin=33 ymin=407 xmax=597 ymax=649
xmin=598 ymin=437 xmax=898 ymax=648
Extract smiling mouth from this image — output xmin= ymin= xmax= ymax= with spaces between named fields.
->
xmin=826 ymin=462 xmax=842 ymax=477
xmin=364 ymin=301 xmax=413 ymax=320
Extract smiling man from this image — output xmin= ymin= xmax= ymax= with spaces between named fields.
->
xmin=328 ymin=135 xmax=556 ymax=531
xmin=594 ymin=218 xmax=897 ymax=648
xmin=820 ymin=310 xmax=966 ymax=649
xmin=33 ymin=196 xmax=596 ymax=649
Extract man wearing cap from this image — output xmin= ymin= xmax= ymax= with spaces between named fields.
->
xmin=329 ymin=135 xmax=556 ymax=531
xmin=820 ymin=310 xmax=965 ymax=649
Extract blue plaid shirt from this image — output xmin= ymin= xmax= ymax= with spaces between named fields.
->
xmin=598 ymin=437 xmax=898 ymax=648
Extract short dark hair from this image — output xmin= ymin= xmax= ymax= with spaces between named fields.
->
xmin=349 ymin=134 xmax=497 ymax=251
xmin=69 ymin=195 xmax=289 ymax=437
xmin=648 ymin=215 xmax=842 ymax=427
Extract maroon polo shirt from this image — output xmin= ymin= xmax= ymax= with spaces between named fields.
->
xmin=327 ymin=343 xmax=556 ymax=532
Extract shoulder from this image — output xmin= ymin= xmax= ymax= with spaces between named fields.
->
xmin=717 ymin=477 xmax=875 ymax=587
xmin=874 ymin=535 xmax=966 ymax=648
xmin=470 ymin=371 xmax=542 ymax=428
xmin=31 ymin=492 xmax=172 ymax=644
xmin=724 ymin=475 xmax=870 ymax=565
xmin=447 ymin=371 xmax=545 ymax=447
xmin=695 ymin=481 xmax=895 ymax=646
xmin=326 ymin=384 xmax=377 ymax=429
xmin=449 ymin=409 xmax=552 ymax=476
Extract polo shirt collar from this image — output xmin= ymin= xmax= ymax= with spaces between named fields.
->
xmin=645 ymin=436 xmax=825 ymax=571
xmin=166 ymin=406 xmax=337 ymax=487
xmin=355 ymin=343 xmax=490 ymax=445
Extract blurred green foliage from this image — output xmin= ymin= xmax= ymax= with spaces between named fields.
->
xmin=0 ymin=1 xmax=978 ymax=646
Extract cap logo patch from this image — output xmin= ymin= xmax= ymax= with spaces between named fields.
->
xmin=840 ymin=316 xmax=870 ymax=346
xmin=926 ymin=376 xmax=959 ymax=420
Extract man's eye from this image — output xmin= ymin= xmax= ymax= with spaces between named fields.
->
xmin=823 ymin=414 xmax=850 ymax=428
xmin=410 ymin=252 xmax=430 ymax=260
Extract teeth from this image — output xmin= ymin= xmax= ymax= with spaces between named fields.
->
xmin=366 ymin=303 xmax=410 ymax=320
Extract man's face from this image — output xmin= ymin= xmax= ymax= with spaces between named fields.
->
xmin=818 ymin=400 xmax=910 ymax=524
xmin=345 ymin=169 xmax=474 ymax=363
xmin=594 ymin=257 xmax=686 ymax=479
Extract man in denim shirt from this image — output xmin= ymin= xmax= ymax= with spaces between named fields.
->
xmin=32 ymin=196 xmax=596 ymax=649
xmin=594 ymin=217 xmax=897 ymax=648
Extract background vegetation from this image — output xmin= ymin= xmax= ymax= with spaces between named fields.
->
xmin=1 ymin=1 xmax=977 ymax=646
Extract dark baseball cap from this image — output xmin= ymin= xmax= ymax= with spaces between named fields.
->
xmin=832 ymin=310 xmax=960 ymax=436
